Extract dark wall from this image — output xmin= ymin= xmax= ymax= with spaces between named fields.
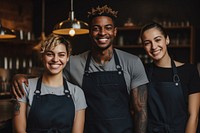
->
xmin=33 ymin=0 xmax=200 ymax=62
xmin=0 ymin=0 xmax=33 ymax=32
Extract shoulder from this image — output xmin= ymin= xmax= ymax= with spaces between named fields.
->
xmin=18 ymin=77 xmax=39 ymax=103
xmin=177 ymin=63 xmax=200 ymax=81
xmin=67 ymin=81 xmax=84 ymax=96
xmin=66 ymin=51 xmax=89 ymax=71
xmin=115 ymin=49 xmax=139 ymax=59
xmin=69 ymin=51 xmax=89 ymax=61
xmin=27 ymin=77 xmax=39 ymax=91
xmin=66 ymin=81 xmax=87 ymax=110
xmin=178 ymin=63 xmax=198 ymax=71
xmin=67 ymin=51 xmax=90 ymax=69
xmin=28 ymin=77 xmax=39 ymax=84
xmin=115 ymin=49 xmax=142 ymax=65
xmin=174 ymin=60 xmax=197 ymax=70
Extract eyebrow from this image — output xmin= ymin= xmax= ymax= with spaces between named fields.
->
xmin=154 ymin=36 xmax=162 ymax=39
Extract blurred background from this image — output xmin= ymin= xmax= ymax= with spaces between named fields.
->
xmin=0 ymin=0 xmax=200 ymax=132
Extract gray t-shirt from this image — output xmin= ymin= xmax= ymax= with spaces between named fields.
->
xmin=64 ymin=49 xmax=149 ymax=93
xmin=18 ymin=77 xmax=87 ymax=115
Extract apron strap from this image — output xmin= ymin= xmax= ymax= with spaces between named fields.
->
xmin=84 ymin=49 xmax=123 ymax=74
xmin=34 ymin=76 xmax=42 ymax=98
xmin=148 ymin=58 xmax=180 ymax=86
xmin=113 ymin=49 xmax=123 ymax=73
xmin=63 ymin=77 xmax=72 ymax=98
xmin=171 ymin=59 xmax=180 ymax=86
xmin=34 ymin=76 xmax=72 ymax=98
xmin=84 ymin=52 xmax=92 ymax=74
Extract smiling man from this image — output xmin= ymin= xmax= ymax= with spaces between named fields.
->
xmin=64 ymin=5 xmax=149 ymax=133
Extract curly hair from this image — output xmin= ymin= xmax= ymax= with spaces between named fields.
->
xmin=40 ymin=34 xmax=72 ymax=57
xmin=87 ymin=5 xmax=118 ymax=22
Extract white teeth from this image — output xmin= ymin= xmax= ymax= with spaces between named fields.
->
xmin=50 ymin=64 xmax=60 ymax=69
xmin=99 ymin=38 xmax=108 ymax=43
xmin=152 ymin=50 xmax=160 ymax=55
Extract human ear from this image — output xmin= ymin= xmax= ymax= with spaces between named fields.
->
xmin=66 ymin=56 xmax=69 ymax=62
xmin=166 ymin=36 xmax=170 ymax=45
xmin=114 ymin=27 xmax=117 ymax=36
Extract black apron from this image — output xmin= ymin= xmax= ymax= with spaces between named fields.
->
xmin=82 ymin=50 xmax=133 ymax=133
xmin=147 ymin=60 xmax=188 ymax=133
xmin=26 ymin=76 xmax=75 ymax=133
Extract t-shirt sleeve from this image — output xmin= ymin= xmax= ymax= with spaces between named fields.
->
xmin=72 ymin=85 xmax=87 ymax=111
xmin=130 ymin=57 xmax=149 ymax=89
xmin=188 ymin=65 xmax=200 ymax=94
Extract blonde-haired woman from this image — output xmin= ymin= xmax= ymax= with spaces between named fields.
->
xmin=12 ymin=34 xmax=87 ymax=133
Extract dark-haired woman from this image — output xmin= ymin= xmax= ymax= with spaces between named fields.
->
xmin=140 ymin=22 xmax=200 ymax=133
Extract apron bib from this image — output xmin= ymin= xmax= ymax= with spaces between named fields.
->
xmin=27 ymin=76 xmax=75 ymax=133
xmin=147 ymin=60 xmax=188 ymax=133
xmin=82 ymin=50 xmax=133 ymax=133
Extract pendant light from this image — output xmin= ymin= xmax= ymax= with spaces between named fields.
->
xmin=33 ymin=0 xmax=46 ymax=50
xmin=53 ymin=0 xmax=89 ymax=37
xmin=0 ymin=22 xmax=16 ymax=39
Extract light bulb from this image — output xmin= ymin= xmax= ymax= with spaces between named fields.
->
xmin=69 ymin=29 xmax=75 ymax=37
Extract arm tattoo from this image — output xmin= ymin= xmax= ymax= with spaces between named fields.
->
xmin=13 ymin=100 xmax=21 ymax=115
xmin=131 ymin=84 xmax=147 ymax=133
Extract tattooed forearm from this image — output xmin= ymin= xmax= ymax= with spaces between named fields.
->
xmin=13 ymin=100 xmax=21 ymax=115
xmin=131 ymin=84 xmax=147 ymax=133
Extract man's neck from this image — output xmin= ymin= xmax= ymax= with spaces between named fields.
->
xmin=91 ymin=47 xmax=114 ymax=65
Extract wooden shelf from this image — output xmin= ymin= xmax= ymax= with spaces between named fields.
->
xmin=0 ymin=39 xmax=37 ymax=46
xmin=0 ymin=92 xmax=11 ymax=99
xmin=117 ymin=26 xmax=193 ymax=30
xmin=114 ymin=44 xmax=190 ymax=48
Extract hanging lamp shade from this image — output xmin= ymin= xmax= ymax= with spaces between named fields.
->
xmin=0 ymin=23 xmax=16 ymax=39
xmin=53 ymin=0 xmax=89 ymax=36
